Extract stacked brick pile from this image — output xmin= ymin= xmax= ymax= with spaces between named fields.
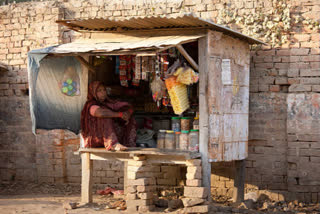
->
xmin=182 ymin=159 xmax=209 ymax=213
xmin=126 ymin=158 xmax=157 ymax=212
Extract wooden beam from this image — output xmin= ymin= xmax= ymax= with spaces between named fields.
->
xmin=75 ymin=55 xmax=96 ymax=73
xmin=176 ymin=44 xmax=199 ymax=71
xmin=81 ymin=153 xmax=93 ymax=203
xmin=199 ymin=35 xmax=211 ymax=201
xmin=124 ymin=161 xmax=128 ymax=195
xmin=233 ymin=160 xmax=246 ymax=203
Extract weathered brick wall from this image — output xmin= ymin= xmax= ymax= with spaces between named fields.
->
xmin=0 ymin=0 xmax=319 ymax=202
xmin=0 ymin=1 xmax=62 ymax=182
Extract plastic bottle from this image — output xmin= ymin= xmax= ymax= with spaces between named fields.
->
xmin=193 ymin=117 xmax=199 ymax=130
xmin=165 ymin=130 xmax=175 ymax=149
xmin=171 ymin=117 xmax=181 ymax=132
xmin=179 ymin=130 xmax=189 ymax=150
xmin=157 ymin=130 xmax=166 ymax=149
xmin=175 ymin=132 xmax=181 ymax=150
xmin=181 ymin=117 xmax=191 ymax=131
xmin=189 ymin=129 xmax=199 ymax=152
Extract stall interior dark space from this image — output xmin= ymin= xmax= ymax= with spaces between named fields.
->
xmin=88 ymin=41 xmax=200 ymax=150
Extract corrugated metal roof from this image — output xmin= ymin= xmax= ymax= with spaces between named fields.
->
xmin=56 ymin=13 xmax=265 ymax=45
xmin=35 ymin=34 xmax=204 ymax=54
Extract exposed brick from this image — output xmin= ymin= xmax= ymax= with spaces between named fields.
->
xmin=276 ymin=49 xmax=290 ymax=56
xmin=0 ymin=84 xmax=9 ymax=90
xmin=184 ymin=187 xmax=208 ymax=198
xmin=184 ymin=205 xmax=209 ymax=213
xmin=301 ymin=55 xmax=320 ymax=62
xmin=126 ymin=199 xmax=153 ymax=207
xmin=269 ymin=85 xmax=280 ymax=92
xmin=291 ymin=48 xmax=310 ymax=56
xmin=292 ymin=34 xmax=311 ymax=42
xmin=126 ymin=193 xmax=137 ymax=200
xmin=137 ymin=192 xmax=154 ymax=199
xmin=186 ymin=179 xmax=202 ymax=187
xmin=136 ymin=185 xmax=156 ymax=193
xmin=186 ymin=159 xmax=201 ymax=166
xmin=137 ymin=205 xmax=155 ymax=212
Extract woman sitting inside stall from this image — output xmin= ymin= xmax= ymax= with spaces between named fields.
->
xmin=81 ymin=81 xmax=136 ymax=151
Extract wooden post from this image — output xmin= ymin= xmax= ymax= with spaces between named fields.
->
xmin=199 ymin=35 xmax=211 ymax=201
xmin=81 ymin=152 xmax=93 ymax=203
xmin=176 ymin=44 xmax=199 ymax=71
xmin=233 ymin=160 xmax=246 ymax=203
xmin=124 ymin=161 xmax=128 ymax=195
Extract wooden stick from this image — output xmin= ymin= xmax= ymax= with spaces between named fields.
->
xmin=75 ymin=55 xmax=96 ymax=73
xmin=233 ymin=160 xmax=246 ymax=203
xmin=81 ymin=152 xmax=93 ymax=203
xmin=176 ymin=44 xmax=199 ymax=71
xmin=198 ymin=36 xmax=211 ymax=201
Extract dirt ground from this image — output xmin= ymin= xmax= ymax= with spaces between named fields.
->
xmin=1 ymin=182 xmax=320 ymax=214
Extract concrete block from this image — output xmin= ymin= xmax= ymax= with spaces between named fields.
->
xmin=126 ymin=193 xmax=137 ymax=200
xmin=184 ymin=205 xmax=209 ymax=213
xmin=126 ymin=199 xmax=153 ymax=207
xmin=137 ymin=185 xmax=156 ymax=193
xmin=182 ymin=198 xmax=205 ymax=207
xmin=138 ymin=205 xmax=155 ymax=212
xmin=184 ymin=187 xmax=208 ymax=198
xmin=186 ymin=159 xmax=201 ymax=166
xmin=186 ymin=179 xmax=202 ymax=187
xmin=137 ymin=192 xmax=154 ymax=200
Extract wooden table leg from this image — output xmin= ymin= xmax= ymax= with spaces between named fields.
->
xmin=233 ymin=159 xmax=245 ymax=203
xmin=81 ymin=153 xmax=93 ymax=203
xmin=124 ymin=161 xmax=128 ymax=195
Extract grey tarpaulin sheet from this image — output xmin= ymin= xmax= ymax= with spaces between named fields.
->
xmin=28 ymin=48 xmax=84 ymax=134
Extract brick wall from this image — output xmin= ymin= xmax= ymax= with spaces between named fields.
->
xmin=0 ymin=0 xmax=319 ymax=202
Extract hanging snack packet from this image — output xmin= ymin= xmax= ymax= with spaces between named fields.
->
xmin=150 ymin=76 xmax=166 ymax=102
xmin=60 ymin=66 xmax=80 ymax=96
xmin=175 ymin=66 xmax=199 ymax=85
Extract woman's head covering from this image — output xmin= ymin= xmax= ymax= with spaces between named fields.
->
xmin=87 ymin=81 xmax=104 ymax=101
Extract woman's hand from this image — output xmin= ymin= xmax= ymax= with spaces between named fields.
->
xmin=120 ymin=111 xmax=131 ymax=125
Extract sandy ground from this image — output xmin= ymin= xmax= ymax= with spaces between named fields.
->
xmin=1 ymin=182 xmax=320 ymax=214
xmin=0 ymin=194 xmax=129 ymax=214
xmin=0 ymin=194 xmax=179 ymax=214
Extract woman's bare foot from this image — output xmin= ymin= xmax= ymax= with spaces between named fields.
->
xmin=112 ymin=143 xmax=127 ymax=151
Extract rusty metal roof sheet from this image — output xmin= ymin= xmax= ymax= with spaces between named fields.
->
xmin=37 ymin=34 xmax=204 ymax=54
xmin=56 ymin=13 xmax=265 ymax=45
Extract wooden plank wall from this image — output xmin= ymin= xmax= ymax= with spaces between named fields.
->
xmin=206 ymin=30 xmax=250 ymax=162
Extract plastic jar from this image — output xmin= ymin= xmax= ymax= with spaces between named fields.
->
xmin=193 ymin=117 xmax=199 ymax=130
xmin=181 ymin=117 xmax=191 ymax=131
xmin=189 ymin=130 xmax=199 ymax=152
xmin=175 ymin=132 xmax=181 ymax=150
xmin=165 ymin=130 xmax=175 ymax=149
xmin=157 ymin=130 xmax=166 ymax=149
xmin=171 ymin=117 xmax=181 ymax=132
xmin=179 ymin=130 xmax=189 ymax=150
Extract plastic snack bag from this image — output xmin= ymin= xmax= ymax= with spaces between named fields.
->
xmin=60 ymin=66 xmax=80 ymax=96
xmin=175 ymin=66 xmax=199 ymax=85
xmin=150 ymin=76 xmax=166 ymax=102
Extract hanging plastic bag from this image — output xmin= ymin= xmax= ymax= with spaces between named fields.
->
xmin=60 ymin=66 xmax=80 ymax=96
xmin=150 ymin=76 xmax=166 ymax=102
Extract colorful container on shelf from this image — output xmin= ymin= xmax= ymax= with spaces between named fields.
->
xmin=189 ymin=129 xmax=199 ymax=152
xmin=171 ymin=117 xmax=181 ymax=132
xmin=157 ymin=130 xmax=166 ymax=149
xmin=179 ymin=130 xmax=189 ymax=151
xmin=181 ymin=117 xmax=191 ymax=131
xmin=165 ymin=130 xmax=175 ymax=149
